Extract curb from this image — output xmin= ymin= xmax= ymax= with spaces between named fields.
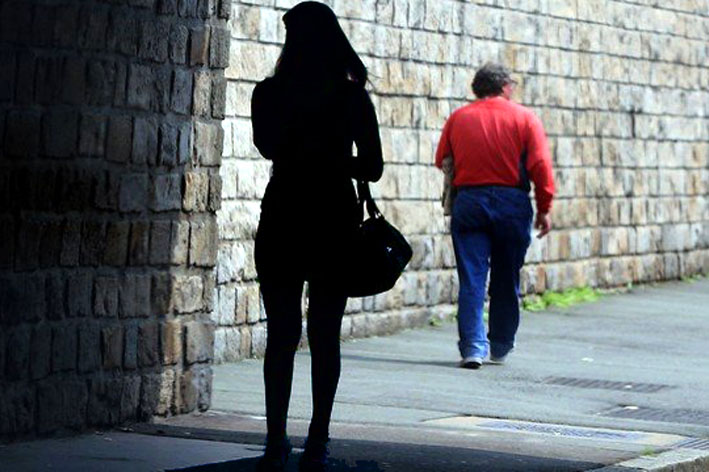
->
xmin=592 ymin=448 xmax=709 ymax=471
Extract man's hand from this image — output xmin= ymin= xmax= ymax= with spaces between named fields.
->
xmin=535 ymin=212 xmax=551 ymax=239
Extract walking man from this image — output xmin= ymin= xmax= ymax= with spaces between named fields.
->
xmin=435 ymin=63 xmax=555 ymax=369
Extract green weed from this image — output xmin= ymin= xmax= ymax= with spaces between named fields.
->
xmin=523 ymin=286 xmax=602 ymax=312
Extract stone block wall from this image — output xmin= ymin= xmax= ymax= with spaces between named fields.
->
xmin=0 ymin=0 xmax=229 ymax=438
xmin=215 ymin=0 xmax=708 ymax=362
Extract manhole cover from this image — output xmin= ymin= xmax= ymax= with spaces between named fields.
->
xmin=544 ymin=376 xmax=671 ymax=393
xmin=476 ymin=420 xmax=643 ymax=440
xmin=673 ymin=438 xmax=709 ymax=451
xmin=604 ymin=406 xmax=709 ymax=426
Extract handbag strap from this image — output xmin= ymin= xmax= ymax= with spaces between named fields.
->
xmin=356 ymin=180 xmax=382 ymax=220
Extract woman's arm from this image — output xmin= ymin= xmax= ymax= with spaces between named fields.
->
xmin=351 ymin=88 xmax=383 ymax=182
xmin=251 ymin=81 xmax=294 ymax=160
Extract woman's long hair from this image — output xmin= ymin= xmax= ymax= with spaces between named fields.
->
xmin=275 ymin=2 xmax=367 ymax=86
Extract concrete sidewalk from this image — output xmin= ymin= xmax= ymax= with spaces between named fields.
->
xmin=2 ymin=279 xmax=709 ymax=471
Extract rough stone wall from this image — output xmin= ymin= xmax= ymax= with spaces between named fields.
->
xmin=0 ymin=0 xmax=229 ymax=438
xmin=216 ymin=0 xmax=709 ymax=362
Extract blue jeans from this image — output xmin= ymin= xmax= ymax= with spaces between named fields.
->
xmin=451 ymin=187 xmax=533 ymax=359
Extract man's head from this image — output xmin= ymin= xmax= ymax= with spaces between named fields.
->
xmin=471 ymin=63 xmax=517 ymax=99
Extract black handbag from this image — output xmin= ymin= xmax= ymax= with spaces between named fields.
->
xmin=347 ymin=180 xmax=413 ymax=297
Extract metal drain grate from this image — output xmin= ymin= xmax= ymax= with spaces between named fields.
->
xmin=604 ymin=407 xmax=709 ymax=426
xmin=673 ymin=438 xmax=709 ymax=451
xmin=477 ymin=420 xmax=643 ymax=441
xmin=543 ymin=376 xmax=671 ymax=393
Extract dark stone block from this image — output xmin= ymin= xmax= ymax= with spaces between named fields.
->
xmin=139 ymin=19 xmax=169 ymax=63
xmin=131 ymin=117 xmax=158 ymax=165
xmin=121 ymin=376 xmax=141 ymax=422
xmin=94 ymin=276 xmax=119 ymax=318
xmin=57 ymin=168 xmax=94 ymax=213
xmin=118 ymin=275 xmax=136 ymax=318
xmin=127 ymin=64 xmax=152 ymax=110
xmin=178 ymin=0 xmax=198 ymax=18
xmin=0 ymin=383 xmax=36 ymax=434
xmin=37 ymin=381 xmax=63 ymax=433
xmin=86 ymin=60 xmax=119 ymax=107
xmin=124 ymin=324 xmax=138 ymax=369
xmin=94 ymin=171 xmax=121 ymax=211
xmin=0 ymin=51 xmax=16 ymax=102
xmin=119 ymin=173 xmax=149 ymax=212
xmin=139 ymin=373 xmax=160 ymax=420
xmin=80 ymin=220 xmax=106 ymax=266
xmin=138 ymin=322 xmax=158 ymax=367
xmin=150 ymin=174 xmax=183 ymax=213
xmin=54 ymin=4 xmax=79 ymax=48
xmin=62 ymin=56 xmax=86 ymax=106
xmin=154 ymin=66 xmax=172 ymax=113
xmin=178 ymin=369 xmax=198 ymax=413
xmin=209 ymin=27 xmax=230 ymax=69
xmin=211 ymin=75 xmax=227 ymax=119
xmin=25 ymin=274 xmax=47 ymax=323
xmin=150 ymin=221 xmax=172 ymax=264
xmin=104 ymin=221 xmax=130 ymax=266
xmin=68 ymin=272 xmax=93 ymax=317
xmin=30 ymin=325 xmax=52 ymax=380
xmin=185 ymin=321 xmax=214 ymax=364
xmin=88 ymin=378 xmax=122 ymax=426
xmin=106 ymin=115 xmax=133 ymax=163
xmin=102 ymin=325 xmax=124 ymax=369
xmin=159 ymin=123 xmax=178 ymax=166
xmin=52 ymin=324 xmax=77 ymax=372
xmin=152 ymin=272 xmax=172 ymax=314
xmin=46 ymin=274 xmax=66 ymax=320
xmin=63 ymin=380 xmax=89 ymax=430
xmin=32 ymin=4 xmax=56 ymax=46
xmin=129 ymin=0 xmax=156 ymax=8
xmin=135 ymin=274 xmax=151 ymax=316
xmin=209 ymin=174 xmax=222 ymax=211
xmin=189 ymin=27 xmax=210 ymax=66
xmin=15 ymin=52 xmax=35 ymax=105
xmin=35 ymin=56 xmax=64 ymax=105
xmin=78 ymin=322 xmax=100 ymax=373
xmin=217 ymin=0 xmax=230 ymax=19
xmin=178 ymin=121 xmax=192 ymax=164
xmin=79 ymin=113 xmax=107 ymax=157
xmin=60 ymin=220 xmax=81 ymax=267
xmin=197 ymin=0 xmax=215 ymax=19
xmin=4 ymin=110 xmax=41 ymax=158
xmin=6 ymin=325 xmax=31 ymax=380
xmin=40 ymin=221 xmax=64 ymax=268
xmin=42 ymin=109 xmax=78 ymax=158
xmin=78 ymin=5 xmax=109 ymax=51
xmin=15 ymin=220 xmax=41 ymax=271
xmin=171 ymin=69 xmax=193 ymax=115
xmin=107 ymin=8 xmax=138 ymax=56
xmin=169 ymin=24 xmax=188 ymax=65
xmin=129 ymin=221 xmax=150 ymax=265
xmin=0 ymin=330 xmax=5 ymax=378
xmin=158 ymin=0 xmax=177 ymax=15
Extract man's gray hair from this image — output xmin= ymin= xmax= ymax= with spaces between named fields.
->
xmin=471 ymin=63 xmax=515 ymax=98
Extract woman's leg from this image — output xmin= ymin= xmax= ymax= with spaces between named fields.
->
xmin=305 ymin=279 xmax=347 ymax=442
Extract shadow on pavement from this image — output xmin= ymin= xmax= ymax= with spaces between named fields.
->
xmin=166 ymin=437 xmax=602 ymax=472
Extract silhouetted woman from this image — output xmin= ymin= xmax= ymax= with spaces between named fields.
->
xmin=250 ymin=3 xmax=383 ymax=471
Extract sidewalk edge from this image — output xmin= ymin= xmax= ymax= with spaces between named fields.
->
xmin=591 ymin=448 xmax=709 ymax=471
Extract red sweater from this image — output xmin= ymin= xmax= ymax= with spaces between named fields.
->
xmin=435 ymin=96 xmax=555 ymax=214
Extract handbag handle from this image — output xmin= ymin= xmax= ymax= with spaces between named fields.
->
xmin=356 ymin=180 xmax=382 ymax=221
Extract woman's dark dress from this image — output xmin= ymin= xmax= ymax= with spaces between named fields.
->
xmin=251 ymin=75 xmax=382 ymax=441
